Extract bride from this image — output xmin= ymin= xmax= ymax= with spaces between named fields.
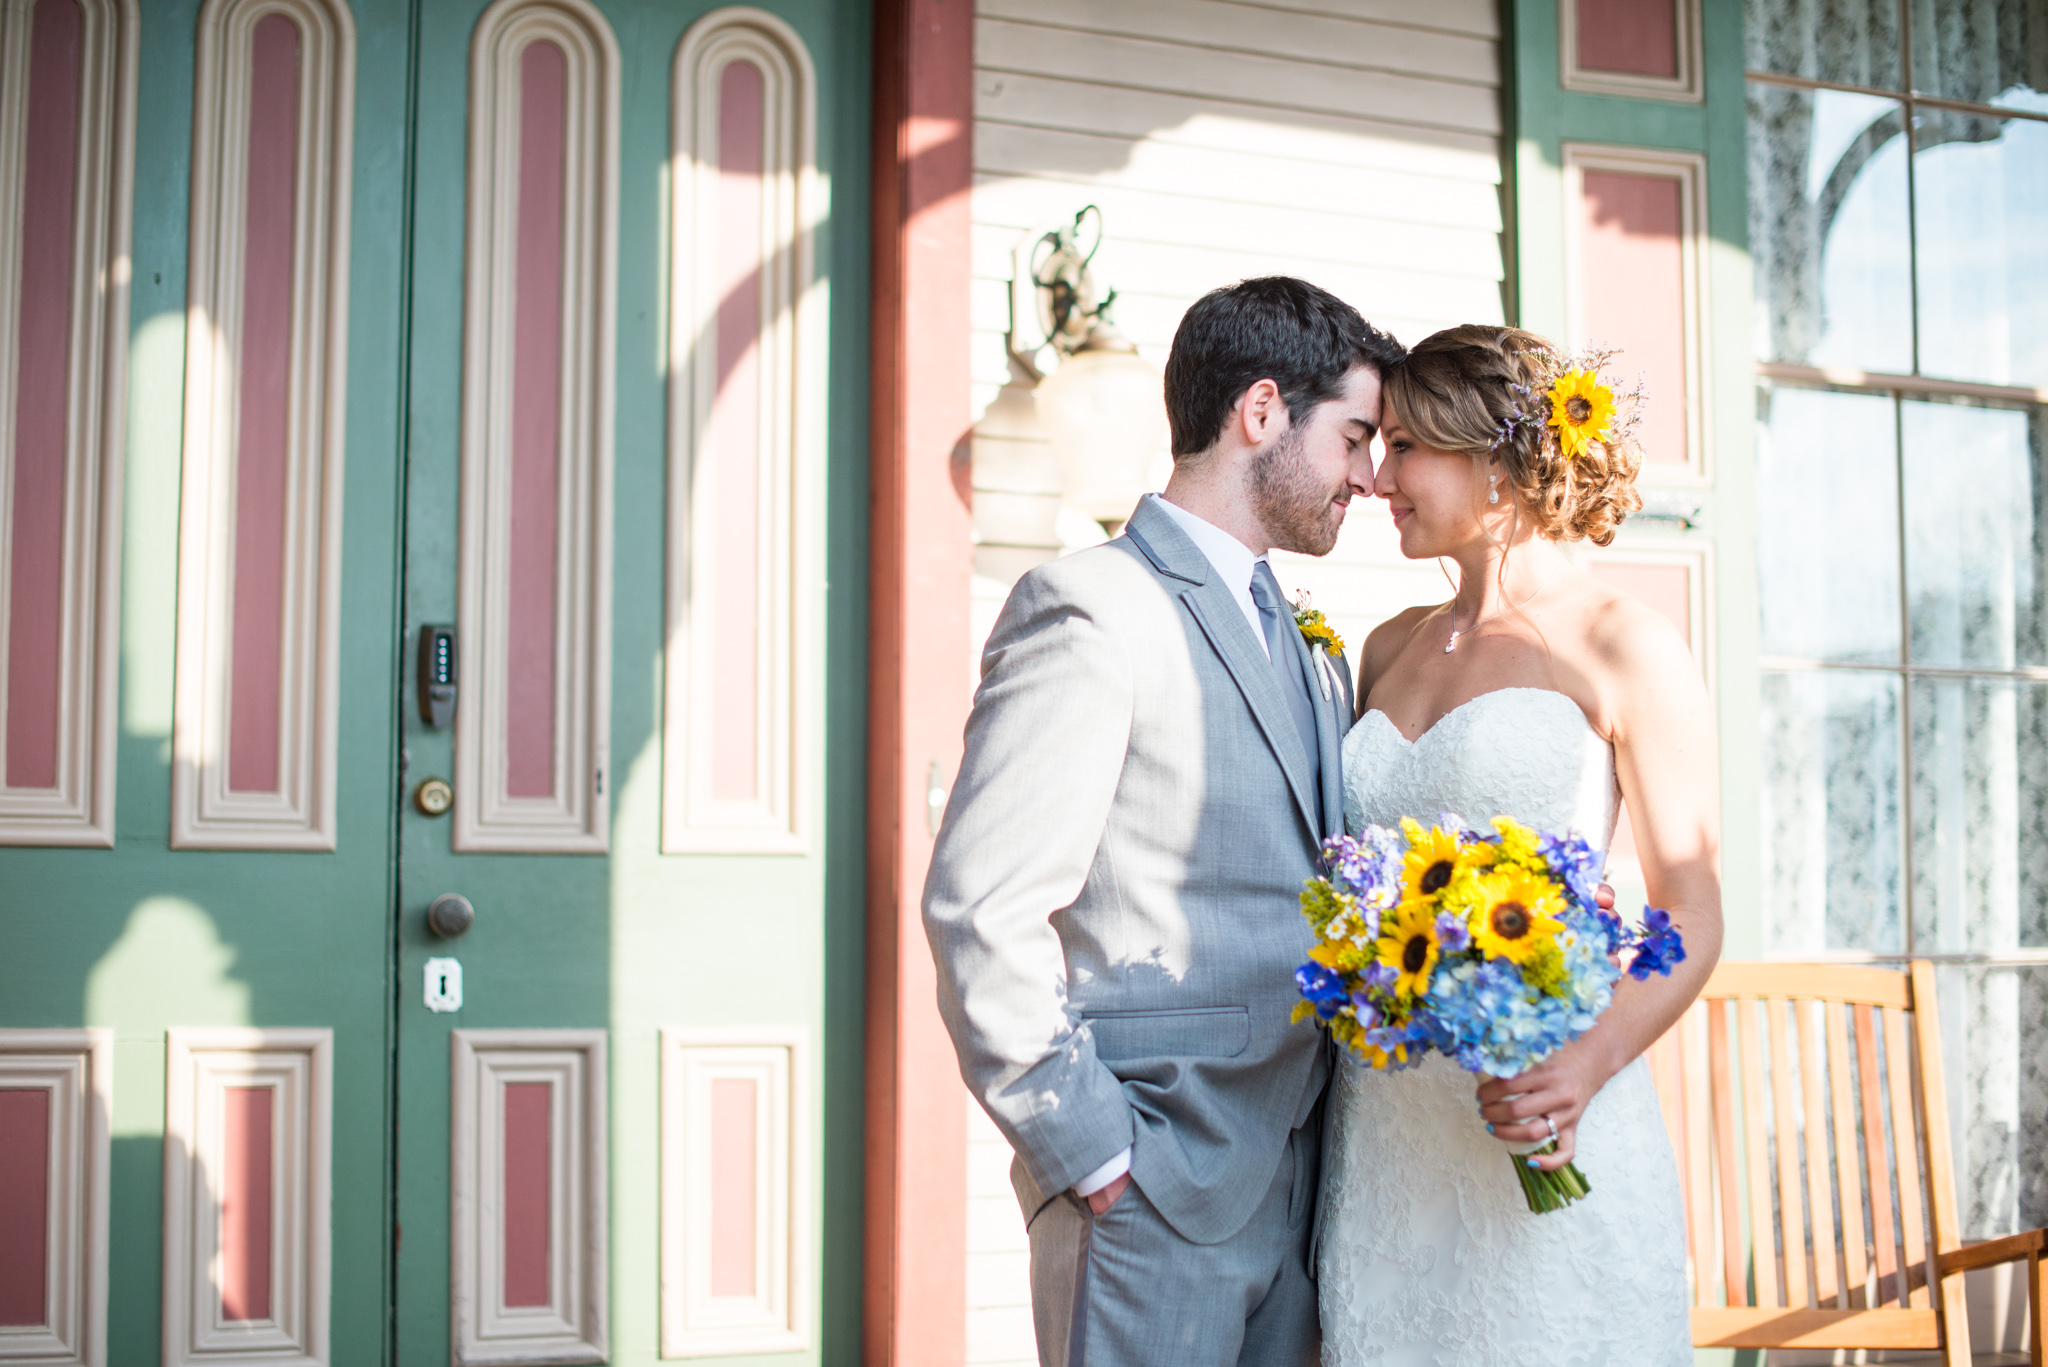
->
xmin=1318 ymin=325 xmax=1723 ymax=1365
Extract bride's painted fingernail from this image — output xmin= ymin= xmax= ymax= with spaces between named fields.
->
xmin=1485 ymin=1123 xmax=1494 ymax=1133
xmin=1526 ymin=1157 xmax=1542 ymax=1168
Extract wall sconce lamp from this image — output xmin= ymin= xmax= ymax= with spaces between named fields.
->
xmin=1010 ymin=207 xmax=1168 ymax=534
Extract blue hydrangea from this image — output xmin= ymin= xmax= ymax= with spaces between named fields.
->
xmin=1415 ymin=928 xmax=1621 ymax=1078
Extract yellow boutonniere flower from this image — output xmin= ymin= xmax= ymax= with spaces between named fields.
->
xmin=1291 ymin=593 xmax=1345 ymax=655
xmin=1546 ymin=368 xmax=1616 ymax=459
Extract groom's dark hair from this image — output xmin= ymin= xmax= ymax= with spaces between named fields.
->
xmin=1163 ymin=276 xmax=1404 ymax=458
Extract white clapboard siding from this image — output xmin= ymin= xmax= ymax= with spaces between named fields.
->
xmin=979 ymin=21 xmax=1497 ymax=134
xmin=979 ymin=0 xmax=1499 ymax=84
xmin=964 ymin=1098 xmax=1035 ymax=1367
xmin=976 ymin=127 xmax=1502 ymax=228
xmin=965 ymin=1 xmax=1505 ymax=1354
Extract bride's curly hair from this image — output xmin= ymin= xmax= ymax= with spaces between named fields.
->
xmin=1381 ymin=324 xmax=1642 ymax=547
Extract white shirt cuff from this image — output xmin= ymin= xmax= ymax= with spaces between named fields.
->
xmin=1072 ymin=1147 xmax=1131 ymax=1198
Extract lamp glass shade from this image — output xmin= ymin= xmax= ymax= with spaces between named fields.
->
xmin=1035 ymin=342 xmax=1169 ymax=526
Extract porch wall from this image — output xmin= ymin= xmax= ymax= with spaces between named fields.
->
xmin=963 ymin=4 xmax=1512 ymax=1360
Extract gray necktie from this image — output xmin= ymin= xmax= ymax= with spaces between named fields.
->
xmin=1250 ymin=562 xmax=1323 ymax=821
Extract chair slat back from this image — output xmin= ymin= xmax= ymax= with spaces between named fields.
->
xmin=1644 ymin=961 xmax=1956 ymax=1346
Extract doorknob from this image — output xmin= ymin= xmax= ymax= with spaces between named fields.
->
xmin=426 ymin=893 xmax=475 ymax=938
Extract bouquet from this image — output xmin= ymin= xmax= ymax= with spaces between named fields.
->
xmin=1292 ymin=814 xmax=1685 ymax=1213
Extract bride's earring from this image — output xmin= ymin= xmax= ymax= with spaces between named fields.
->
xmin=1488 ymin=475 xmax=1500 ymax=505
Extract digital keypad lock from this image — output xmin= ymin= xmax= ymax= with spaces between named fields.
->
xmin=418 ymin=625 xmax=457 ymax=728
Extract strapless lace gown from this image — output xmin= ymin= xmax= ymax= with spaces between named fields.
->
xmin=1318 ymin=688 xmax=1691 ymax=1366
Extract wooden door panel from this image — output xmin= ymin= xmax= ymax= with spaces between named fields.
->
xmin=392 ymin=0 xmax=862 ymax=1361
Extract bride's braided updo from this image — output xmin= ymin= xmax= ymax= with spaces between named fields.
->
xmin=1381 ymin=324 xmax=1642 ymax=547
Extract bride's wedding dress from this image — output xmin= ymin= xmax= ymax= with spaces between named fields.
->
xmin=1319 ymin=688 xmax=1691 ymax=1365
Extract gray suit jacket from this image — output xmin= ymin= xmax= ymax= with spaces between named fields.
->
xmin=924 ymin=496 xmax=1355 ymax=1246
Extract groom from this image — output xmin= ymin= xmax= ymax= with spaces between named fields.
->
xmin=924 ymin=277 xmax=1404 ymax=1365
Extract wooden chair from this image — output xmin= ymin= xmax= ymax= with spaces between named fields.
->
xmin=1644 ymin=961 xmax=2047 ymax=1365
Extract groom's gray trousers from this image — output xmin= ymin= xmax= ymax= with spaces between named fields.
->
xmin=1028 ymin=1094 xmax=1325 ymax=1367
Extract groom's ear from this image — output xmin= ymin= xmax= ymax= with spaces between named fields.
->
xmin=1234 ymin=378 xmax=1285 ymax=445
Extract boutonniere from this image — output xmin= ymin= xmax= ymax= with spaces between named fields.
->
xmin=1292 ymin=592 xmax=1344 ymax=657
xmin=1292 ymin=592 xmax=1342 ymax=703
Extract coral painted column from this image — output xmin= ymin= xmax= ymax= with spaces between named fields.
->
xmin=865 ymin=0 xmax=973 ymax=1360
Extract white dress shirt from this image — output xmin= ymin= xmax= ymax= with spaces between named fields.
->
xmin=1075 ymin=496 xmax=1274 ymax=1201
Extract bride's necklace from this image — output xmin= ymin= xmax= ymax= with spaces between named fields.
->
xmin=1443 ymin=571 xmax=1562 ymax=654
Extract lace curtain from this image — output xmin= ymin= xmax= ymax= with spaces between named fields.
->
xmin=1747 ymin=0 xmax=2048 ymax=1244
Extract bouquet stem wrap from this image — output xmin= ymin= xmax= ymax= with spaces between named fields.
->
xmin=1514 ymin=1143 xmax=1591 ymax=1214
xmin=1292 ymin=814 xmax=1685 ymax=1215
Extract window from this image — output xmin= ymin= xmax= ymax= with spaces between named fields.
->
xmin=1747 ymin=0 xmax=2048 ymax=1241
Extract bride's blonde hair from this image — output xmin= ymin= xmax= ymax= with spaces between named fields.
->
xmin=1382 ymin=325 xmax=1642 ymax=547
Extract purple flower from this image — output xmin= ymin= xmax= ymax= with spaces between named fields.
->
xmin=1539 ymin=831 xmax=1606 ymax=913
xmin=1348 ymin=993 xmax=1382 ymax=1030
xmin=1435 ymin=911 xmax=1473 ymax=954
xmin=1627 ymin=908 xmax=1687 ymax=979
xmin=1296 ymin=962 xmax=1348 ymax=1018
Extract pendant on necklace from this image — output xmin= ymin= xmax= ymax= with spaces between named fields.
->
xmin=1444 ymin=630 xmax=1460 ymax=654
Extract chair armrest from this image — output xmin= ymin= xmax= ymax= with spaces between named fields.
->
xmin=1937 ymin=1228 xmax=2046 ymax=1276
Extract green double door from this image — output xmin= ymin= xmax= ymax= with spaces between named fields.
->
xmin=0 ymin=0 xmax=866 ymax=1359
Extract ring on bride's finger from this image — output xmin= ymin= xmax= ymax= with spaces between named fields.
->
xmin=1542 ymin=1114 xmax=1558 ymax=1142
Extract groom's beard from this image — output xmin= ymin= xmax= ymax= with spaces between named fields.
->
xmin=1251 ymin=424 xmax=1347 ymax=556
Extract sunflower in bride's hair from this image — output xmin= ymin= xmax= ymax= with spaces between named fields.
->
xmin=1544 ymin=368 xmax=1618 ymax=459
xmin=1483 ymin=340 xmax=1646 ymax=467
xmin=1290 ymin=814 xmax=1686 ymax=1214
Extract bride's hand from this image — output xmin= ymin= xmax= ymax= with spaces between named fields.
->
xmin=1474 ymin=1040 xmax=1615 ymax=1170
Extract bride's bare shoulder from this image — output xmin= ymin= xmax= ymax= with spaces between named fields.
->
xmin=1563 ymin=572 xmax=1706 ymax=723
xmin=1357 ymin=603 xmax=1443 ymax=697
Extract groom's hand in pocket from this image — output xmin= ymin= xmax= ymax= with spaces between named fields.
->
xmin=1085 ymin=1172 xmax=1131 ymax=1215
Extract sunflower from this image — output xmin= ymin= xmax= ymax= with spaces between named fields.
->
xmin=1375 ymin=898 xmax=1442 ymax=1000
xmin=1465 ymin=867 xmax=1567 ymax=964
xmin=1399 ymin=822 xmax=1480 ymax=903
xmin=1546 ymin=369 xmax=1616 ymax=459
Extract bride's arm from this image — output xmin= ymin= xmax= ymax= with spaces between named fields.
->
xmin=1476 ymin=595 xmax=1724 ymax=1169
